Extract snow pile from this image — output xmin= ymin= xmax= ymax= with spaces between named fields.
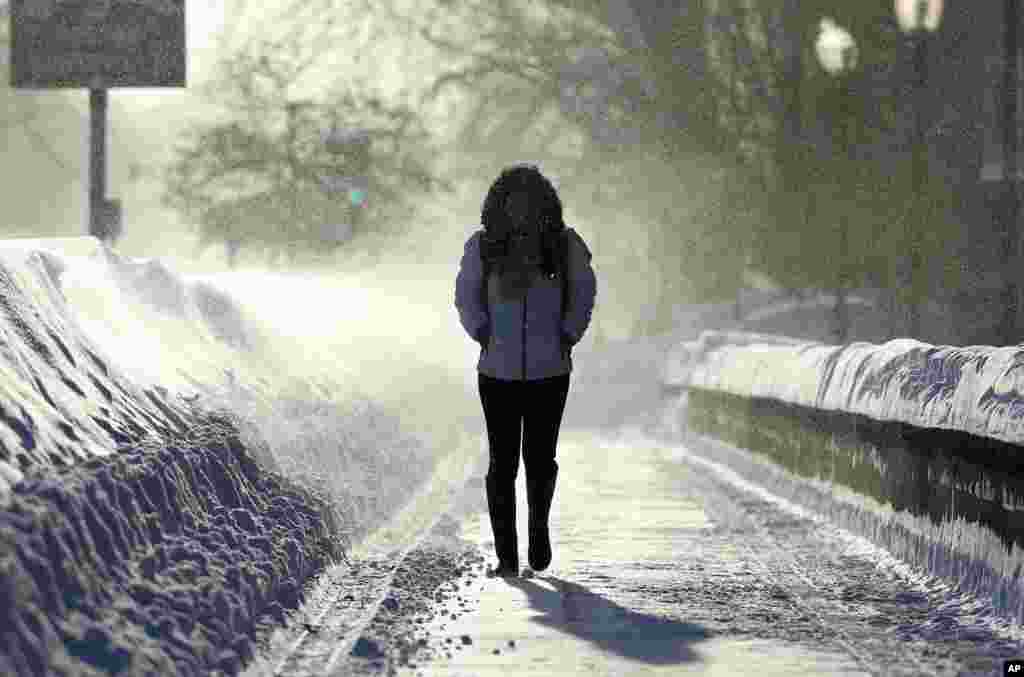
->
xmin=661 ymin=329 xmax=808 ymax=392
xmin=1 ymin=412 xmax=341 ymax=676
xmin=59 ymin=243 xmax=282 ymax=398
xmin=0 ymin=237 xmax=440 ymax=675
xmin=0 ymin=241 xmax=201 ymax=493
xmin=684 ymin=332 xmax=1024 ymax=446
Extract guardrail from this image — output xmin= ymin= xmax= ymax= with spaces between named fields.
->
xmin=657 ymin=329 xmax=1024 ymax=629
xmin=660 ymin=329 xmax=1024 ymax=448
xmin=660 ymin=329 xmax=811 ymax=397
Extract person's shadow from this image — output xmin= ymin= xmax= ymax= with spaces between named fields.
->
xmin=505 ymin=574 xmax=709 ymax=665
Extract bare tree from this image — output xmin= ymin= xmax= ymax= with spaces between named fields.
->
xmin=161 ymin=11 xmax=453 ymax=265
xmin=366 ymin=0 xmax=754 ymax=331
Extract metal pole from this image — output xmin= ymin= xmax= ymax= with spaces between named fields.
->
xmin=836 ymin=77 xmax=851 ymax=343
xmin=88 ymin=88 xmax=107 ymax=241
xmin=908 ymin=34 xmax=927 ymax=339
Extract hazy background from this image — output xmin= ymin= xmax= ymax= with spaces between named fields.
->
xmin=1 ymin=0 xmax=1023 ymax=349
xmin=1 ymin=0 xmax=744 ymax=349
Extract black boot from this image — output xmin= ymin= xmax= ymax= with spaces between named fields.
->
xmin=527 ymin=467 xmax=557 ymax=572
xmin=485 ymin=473 xmax=518 ymax=577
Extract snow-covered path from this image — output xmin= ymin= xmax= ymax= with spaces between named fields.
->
xmin=248 ymin=425 xmax=1024 ymax=677
xmin=14 ymin=234 xmax=1024 ymax=675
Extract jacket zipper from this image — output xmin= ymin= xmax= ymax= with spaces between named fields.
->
xmin=521 ymin=289 xmax=527 ymax=380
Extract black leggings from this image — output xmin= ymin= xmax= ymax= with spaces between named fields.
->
xmin=478 ymin=372 xmax=570 ymax=488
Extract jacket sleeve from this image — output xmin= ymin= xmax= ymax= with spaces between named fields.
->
xmin=562 ymin=229 xmax=596 ymax=345
xmin=455 ymin=231 xmax=489 ymax=343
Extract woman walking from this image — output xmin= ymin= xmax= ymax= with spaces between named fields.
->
xmin=455 ymin=164 xmax=597 ymax=578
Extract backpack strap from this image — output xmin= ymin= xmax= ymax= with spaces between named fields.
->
xmin=558 ymin=229 xmax=570 ymax=333
xmin=480 ymin=234 xmax=491 ymax=317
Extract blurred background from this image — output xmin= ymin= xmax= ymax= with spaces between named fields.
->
xmin=1 ymin=0 xmax=1022 ymax=348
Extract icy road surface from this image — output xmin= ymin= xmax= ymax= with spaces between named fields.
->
xmin=245 ymin=424 xmax=1024 ymax=677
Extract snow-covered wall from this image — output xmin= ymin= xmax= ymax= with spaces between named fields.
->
xmin=663 ymin=330 xmax=1024 ymax=629
xmin=673 ymin=330 xmax=1024 ymax=447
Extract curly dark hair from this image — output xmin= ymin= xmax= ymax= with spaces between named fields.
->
xmin=480 ymin=164 xmax=565 ymax=280
xmin=481 ymin=164 xmax=565 ymax=238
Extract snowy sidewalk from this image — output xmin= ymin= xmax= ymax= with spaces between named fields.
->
xmin=293 ymin=424 xmax=1020 ymax=677
xmin=389 ymin=429 xmax=875 ymax=676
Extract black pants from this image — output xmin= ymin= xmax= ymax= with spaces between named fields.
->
xmin=478 ymin=371 xmax=570 ymax=567
xmin=478 ymin=371 xmax=570 ymax=488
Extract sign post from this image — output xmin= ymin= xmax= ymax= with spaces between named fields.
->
xmin=9 ymin=0 xmax=186 ymax=244
xmin=90 ymin=88 xmax=107 ymax=241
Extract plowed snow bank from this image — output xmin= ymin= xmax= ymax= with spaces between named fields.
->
xmin=0 ymin=238 xmax=443 ymax=675
xmin=1 ymin=410 xmax=342 ymax=676
xmin=0 ymin=243 xmax=201 ymax=489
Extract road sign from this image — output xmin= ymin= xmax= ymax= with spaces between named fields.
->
xmin=10 ymin=0 xmax=186 ymax=88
